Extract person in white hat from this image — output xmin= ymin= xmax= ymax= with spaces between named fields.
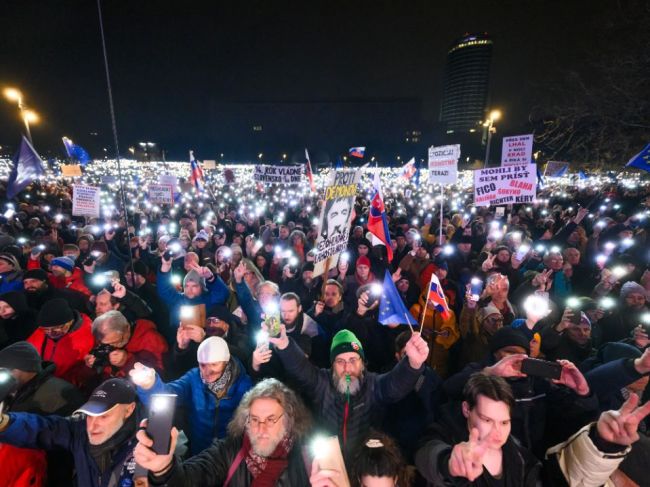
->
xmin=130 ymin=336 xmax=252 ymax=455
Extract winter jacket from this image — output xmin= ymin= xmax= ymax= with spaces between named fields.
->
xmin=23 ymin=285 xmax=88 ymax=315
xmin=27 ymin=311 xmax=95 ymax=387
xmin=136 ymin=357 xmax=252 ymax=455
xmin=234 ymin=280 xmax=263 ymax=329
xmin=0 ymin=291 xmax=37 ymax=349
xmin=157 ymin=269 xmax=229 ymax=336
xmin=27 ymin=257 xmax=91 ymax=296
xmin=0 ymin=413 xmax=138 ymax=487
xmin=0 ymin=445 xmax=46 ymax=487
xmin=415 ymin=402 xmax=541 ymax=487
xmin=148 ymin=435 xmax=310 ymax=487
xmin=276 ymin=337 xmax=425 ymax=457
xmin=95 ymin=319 xmax=168 ymax=380
xmin=0 ymin=270 xmax=23 ymax=294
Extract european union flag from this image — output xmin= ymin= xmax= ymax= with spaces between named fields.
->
xmin=626 ymin=143 xmax=650 ymax=173
xmin=579 ymin=170 xmax=588 ymax=180
xmin=6 ymin=136 xmax=45 ymax=199
xmin=378 ymin=270 xmax=418 ymax=326
xmin=62 ymin=137 xmax=91 ymax=166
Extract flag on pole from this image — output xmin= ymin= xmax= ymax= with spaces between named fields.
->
xmin=367 ymin=190 xmax=393 ymax=262
xmin=189 ymin=150 xmax=204 ymax=192
xmin=304 ymin=148 xmax=316 ymax=193
xmin=62 ymin=137 xmax=91 ymax=166
xmin=349 ymin=147 xmax=366 ymax=158
xmin=373 ymin=165 xmax=382 ymax=198
xmin=427 ymin=273 xmax=451 ymax=319
xmin=379 ymin=270 xmax=418 ymax=326
xmin=6 ymin=136 xmax=45 ymax=199
xmin=399 ymin=157 xmax=417 ymax=179
xmin=626 ymin=143 xmax=650 ymax=173
xmin=579 ymin=170 xmax=588 ymax=180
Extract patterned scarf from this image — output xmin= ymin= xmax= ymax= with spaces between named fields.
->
xmin=202 ymin=360 xmax=234 ymax=399
xmin=242 ymin=432 xmax=293 ymax=487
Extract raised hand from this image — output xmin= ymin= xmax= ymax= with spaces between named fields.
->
xmin=404 ymin=332 xmax=429 ymax=369
xmin=233 ymin=262 xmax=246 ymax=283
xmin=485 ymin=354 xmax=527 ymax=378
xmin=553 ymin=360 xmax=590 ymax=396
xmin=448 ymin=428 xmax=487 ymax=481
xmin=129 ymin=362 xmax=156 ymax=390
xmin=597 ymin=393 xmax=650 ymax=446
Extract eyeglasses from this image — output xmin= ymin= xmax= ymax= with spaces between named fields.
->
xmin=333 ymin=357 xmax=361 ymax=367
xmin=247 ymin=413 xmax=284 ymax=429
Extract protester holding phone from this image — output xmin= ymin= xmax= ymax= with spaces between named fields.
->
xmin=135 ymin=378 xmax=311 ymax=485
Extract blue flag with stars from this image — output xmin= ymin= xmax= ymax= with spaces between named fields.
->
xmin=6 ymin=136 xmax=45 ymax=199
xmin=626 ymin=143 xmax=650 ymax=173
xmin=379 ymin=270 xmax=418 ymax=326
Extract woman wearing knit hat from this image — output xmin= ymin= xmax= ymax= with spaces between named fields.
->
xmin=342 ymin=255 xmax=377 ymax=308
xmin=0 ymin=252 xmax=24 ymax=294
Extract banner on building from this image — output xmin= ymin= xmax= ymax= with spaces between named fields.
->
xmin=72 ymin=184 xmax=100 ymax=217
xmin=501 ymin=134 xmax=533 ymax=166
xmin=148 ymin=184 xmax=174 ymax=205
xmin=313 ymin=168 xmax=363 ymax=277
xmin=428 ymin=144 xmax=460 ymax=184
xmin=474 ymin=164 xmax=536 ymax=207
xmin=253 ymin=165 xmax=303 ymax=184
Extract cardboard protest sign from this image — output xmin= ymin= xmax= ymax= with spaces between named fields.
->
xmin=428 ymin=144 xmax=460 ymax=184
xmin=313 ymin=169 xmax=362 ymax=277
xmin=61 ymin=164 xmax=82 ymax=177
xmin=253 ymin=165 xmax=303 ymax=184
xmin=203 ymin=160 xmax=216 ymax=169
xmin=72 ymin=184 xmax=100 ymax=217
xmin=474 ymin=164 xmax=536 ymax=207
xmin=148 ymin=184 xmax=174 ymax=205
xmin=158 ymin=175 xmax=178 ymax=189
xmin=501 ymin=134 xmax=533 ymax=166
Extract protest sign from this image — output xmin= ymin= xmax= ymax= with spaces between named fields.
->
xmin=61 ymin=164 xmax=82 ymax=177
xmin=501 ymin=134 xmax=533 ymax=166
xmin=203 ymin=160 xmax=216 ymax=169
xmin=474 ymin=164 xmax=536 ymax=207
xmin=72 ymin=184 xmax=100 ymax=217
xmin=428 ymin=144 xmax=460 ymax=184
xmin=158 ymin=175 xmax=178 ymax=189
xmin=148 ymin=184 xmax=174 ymax=205
xmin=253 ymin=165 xmax=303 ymax=184
xmin=313 ymin=168 xmax=362 ymax=277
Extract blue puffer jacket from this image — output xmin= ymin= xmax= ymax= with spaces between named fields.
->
xmin=157 ymin=269 xmax=229 ymax=334
xmin=0 ymin=412 xmax=138 ymax=487
xmin=137 ymin=357 xmax=252 ymax=455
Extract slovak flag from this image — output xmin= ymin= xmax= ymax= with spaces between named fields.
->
xmin=427 ymin=273 xmax=451 ymax=319
xmin=305 ymin=148 xmax=316 ymax=193
xmin=400 ymin=157 xmax=417 ymax=180
xmin=367 ymin=190 xmax=393 ymax=262
xmin=349 ymin=147 xmax=366 ymax=158
xmin=189 ymin=150 xmax=204 ymax=192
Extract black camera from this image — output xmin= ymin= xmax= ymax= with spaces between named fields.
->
xmin=90 ymin=343 xmax=115 ymax=368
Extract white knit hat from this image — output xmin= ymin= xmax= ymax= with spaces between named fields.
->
xmin=197 ymin=337 xmax=230 ymax=364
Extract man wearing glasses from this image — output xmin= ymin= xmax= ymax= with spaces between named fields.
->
xmin=135 ymin=378 xmax=312 ymax=485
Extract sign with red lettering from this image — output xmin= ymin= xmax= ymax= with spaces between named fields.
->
xmin=473 ymin=164 xmax=536 ymax=207
xmin=501 ymin=134 xmax=533 ymax=166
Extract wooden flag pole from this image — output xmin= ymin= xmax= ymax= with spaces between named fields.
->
xmin=419 ymin=298 xmax=428 ymax=334
xmin=404 ymin=312 xmax=415 ymax=335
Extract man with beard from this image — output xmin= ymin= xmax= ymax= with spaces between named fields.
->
xmin=541 ymin=306 xmax=595 ymax=364
xmin=135 ymin=378 xmax=312 ymax=485
xmin=252 ymin=292 xmax=321 ymax=379
xmin=21 ymin=268 xmax=88 ymax=314
xmin=0 ymin=378 xmax=141 ymax=487
xmin=26 ymin=298 xmax=95 ymax=388
xmin=27 ymin=253 xmax=91 ymax=297
xmin=321 ymin=197 xmax=352 ymax=241
xmin=295 ymin=262 xmax=321 ymax=311
xmin=269 ymin=327 xmax=429 ymax=457
xmin=599 ymin=281 xmax=649 ymax=345
xmin=131 ymin=336 xmax=251 ymax=455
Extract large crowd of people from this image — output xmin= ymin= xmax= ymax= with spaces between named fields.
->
xmin=0 ymin=164 xmax=649 ymax=486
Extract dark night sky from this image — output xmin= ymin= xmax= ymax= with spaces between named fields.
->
xmin=0 ymin=0 xmax=624 ymax=162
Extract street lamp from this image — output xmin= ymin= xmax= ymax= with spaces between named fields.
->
xmin=483 ymin=110 xmax=501 ymax=168
xmin=3 ymin=87 xmax=38 ymax=143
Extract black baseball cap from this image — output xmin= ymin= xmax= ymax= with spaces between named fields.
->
xmin=74 ymin=378 xmax=136 ymax=417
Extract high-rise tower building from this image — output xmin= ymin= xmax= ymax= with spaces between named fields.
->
xmin=439 ymin=33 xmax=493 ymax=134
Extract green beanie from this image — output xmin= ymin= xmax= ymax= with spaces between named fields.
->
xmin=330 ymin=329 xmax=365 ymax=364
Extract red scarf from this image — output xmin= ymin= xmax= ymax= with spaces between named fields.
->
xmin=242 ymin=433 xmax=293 ymax=487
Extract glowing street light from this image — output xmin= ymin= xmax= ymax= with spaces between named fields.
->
xmin=483 ymin=109 xmax=502 ymax=168
xmin=3 ymin=87 xmax=38 ymax=143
